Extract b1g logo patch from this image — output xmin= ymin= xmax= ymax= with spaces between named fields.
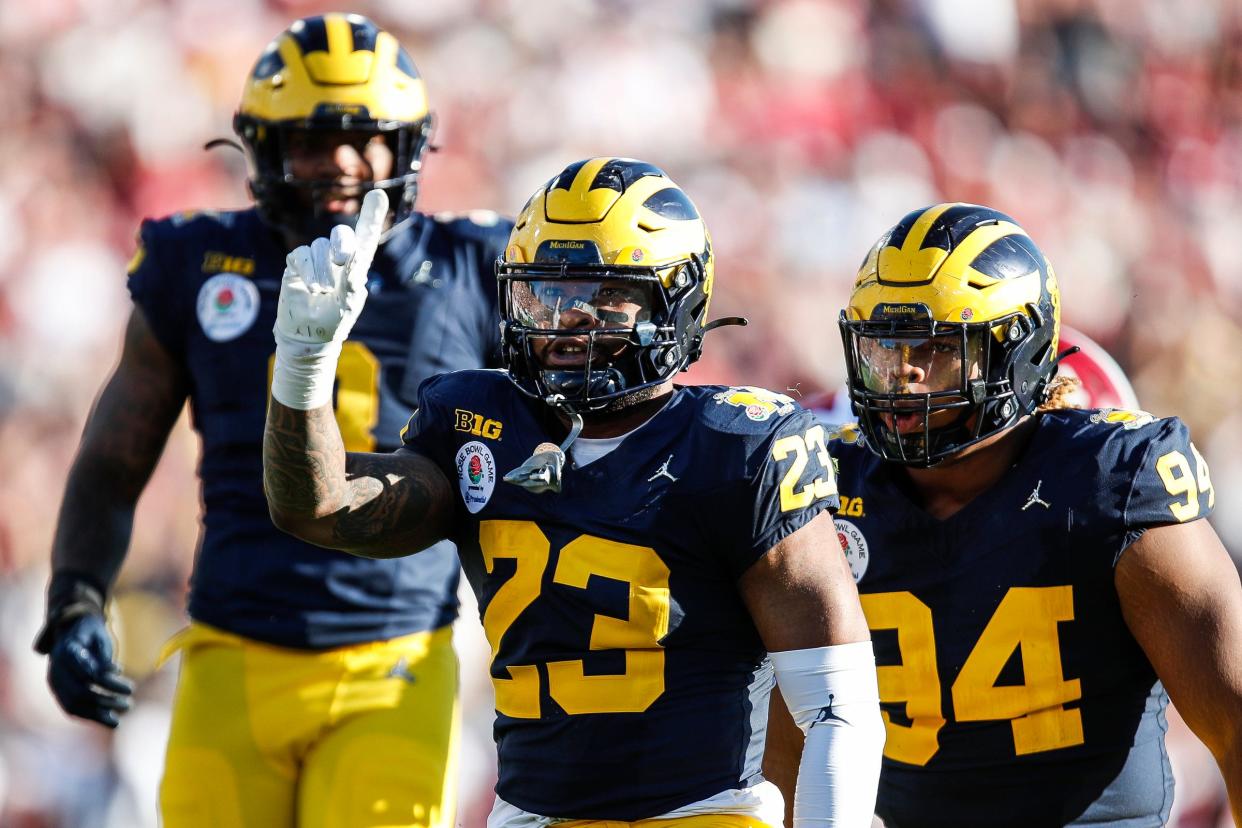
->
xmin=834 ymin=518 xmax=869 ymax=583
xmin=714 ymin=386 xmax=796 ymax=421
xmin=838 ymin=495 xmax=865 ymax=518
xmin=196 ymin=273 xmax=259 ymax=342
xmin=454 ymin=408 xmax=503 ymax=440
xmin=456 ymin=441 xmax=496 ymax=514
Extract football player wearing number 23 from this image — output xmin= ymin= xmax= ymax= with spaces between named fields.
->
xmin=772 ymin=203 xmax=1242 ymax=828
xmin=35 ymin=14 xmax=510 ymax=827
xmin=265 ymin=157 xmax=886 ymax=828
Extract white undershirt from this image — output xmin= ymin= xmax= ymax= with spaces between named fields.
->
xmin=567 ymin=431 xmax=633 ymax=466
xmin=566 ymin=395 xmax=674 ymax=466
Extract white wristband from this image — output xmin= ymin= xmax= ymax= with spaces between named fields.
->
xmin=271 ymin=337 xmax=342 ymax=411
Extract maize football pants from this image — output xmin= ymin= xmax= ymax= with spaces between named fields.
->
xmin=158 ymin=622 xmax=459 ymax=828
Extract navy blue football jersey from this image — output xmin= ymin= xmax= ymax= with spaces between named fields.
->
xmin=127 ymin=207 xmax=511 ymax=648
xmin=827 ymin=409 xmax=1216 ymax=828
xmin=401 ymin=372 xmax=838 ymax=819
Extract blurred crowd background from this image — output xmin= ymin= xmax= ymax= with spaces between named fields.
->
xmin=0 ymin=0 xmax=1238 ymax=825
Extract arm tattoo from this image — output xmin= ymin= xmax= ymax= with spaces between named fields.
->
xmin=333 ymin=454 xmax=453 ymax=552
xmin=264 ymin=400 xmax=454 ymax=557
xmin=263 ymin=400 xmax=350 ymax=518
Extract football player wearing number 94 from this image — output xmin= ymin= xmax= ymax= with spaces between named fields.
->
xmin=35 ymin=14 xmax=510 ymax=827
xmin=265 ymin=157 xmax=886 ymax=828
xmin=768 ymin=203 xmax=1242 ymax=827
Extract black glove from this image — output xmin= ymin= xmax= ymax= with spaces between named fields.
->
xmin=34 ymin=572 xmax=133 ymax=728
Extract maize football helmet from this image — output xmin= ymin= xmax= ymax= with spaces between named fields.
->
xmin=234 ymin=13 xmax=432 ymax=240
xmin=840 ymin=203 xmax=1062 ymax=466
xmin=497 ymin=158 xmax=718 ymax=414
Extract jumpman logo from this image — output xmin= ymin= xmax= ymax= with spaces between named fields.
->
xmin=388 ymin=657 xmax=417 ymax=683
xmin=1022 ymin=480 xmax=1051 ymax=511
xmin=647 ymin=454 xmax=679 ymax=484
xmin=812 ymin=693 xmax=849 ymax=727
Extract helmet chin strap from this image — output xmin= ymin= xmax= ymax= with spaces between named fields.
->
xmin=702 ymin=316 xmax=748 ymax=334
xmin=1047 ymin=345 xmax=1081 ymax=375
xmin=502 ymin=398 xmax=585 ymax=494
xmin=204 ymin=137 xmax=244 ymax=154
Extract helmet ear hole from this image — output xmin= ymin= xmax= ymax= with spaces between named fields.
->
xmin=1032 ymin=339 xmax=1053 ymax=367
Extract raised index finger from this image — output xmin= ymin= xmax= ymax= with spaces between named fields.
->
xmin=351 ymin=188 xmax=389 ymax=276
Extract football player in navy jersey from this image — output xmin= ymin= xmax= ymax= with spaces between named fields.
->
xmin=34 ymin=14 xmax=509 ymax=827
xmin=264 ymin=157 xmax=886 ymax=828
xmin=772 ymin=203 xmax=1242 ymax=827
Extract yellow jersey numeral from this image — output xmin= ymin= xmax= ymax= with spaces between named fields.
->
xmin=860 ymin=592 xmax=945 ymax=766
xmin=1155 ymin=445 xmax=1213 ymax=522
xmin=479 ymin=521 xmax=548 ymax=719
xmin=951 ymin=587 xmax=1082 ymax=756
xmin=478 ymin=520 xmax=671 ymax=719
xmin=771 ymin=424 xmax=838 ymax=512
xmin=862 ymin=585 xmax=1083 ymax=765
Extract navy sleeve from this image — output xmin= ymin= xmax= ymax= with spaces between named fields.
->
xmin=399 ymin=373 xmax=457 ymax=470
xmin=125 ymin=219 xmax=188 ymax=358
xmin=397 ymin=217 xmax=510 ymax=403
xmin=476 ymin=220 xmax=511 ymax=362
xmin=401 ymin=275 xmax=496 ymax=391
xmin=1123 ymin=416 xmax=1215 ymax=530
xmin=716 ymin=404 xmax=841 ymax=578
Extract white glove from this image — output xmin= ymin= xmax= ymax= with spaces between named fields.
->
xmin=271 ymin=189 xmax=388 ymax=410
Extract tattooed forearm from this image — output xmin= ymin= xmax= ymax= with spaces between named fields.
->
xmin=333 ymin=453 xmax=454 ymax=554
xmin=263 ymin=400 xmax=454 ymax=558
xmin=263 ymin=400 xmax=350 ymax=519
